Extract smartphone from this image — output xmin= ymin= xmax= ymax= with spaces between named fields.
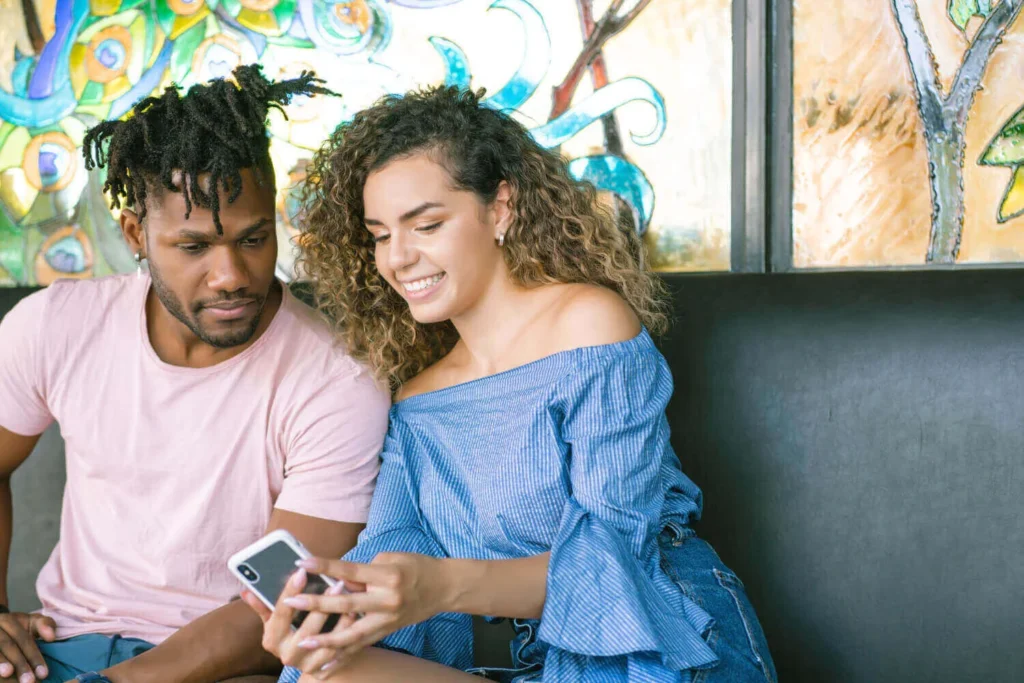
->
xmin=228 ymin=529 xmax=342 ymax=632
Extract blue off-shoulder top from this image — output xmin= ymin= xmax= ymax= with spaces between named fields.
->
xmin=282 ymin=329 xmax=719 ymax=681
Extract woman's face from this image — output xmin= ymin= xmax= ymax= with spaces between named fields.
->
xmin=363 ymin=153 xmax=510 ymax=324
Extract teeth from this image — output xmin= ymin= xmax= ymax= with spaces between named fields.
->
xmin=404 ymin=274 xmax=444 ymax=293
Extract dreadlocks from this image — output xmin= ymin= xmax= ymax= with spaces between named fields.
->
xmin=82 ymin=63 xmax=335 ymax=233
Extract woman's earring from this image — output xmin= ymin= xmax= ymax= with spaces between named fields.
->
xmin=134 ymin=251 xmax=144 ymax=278
xmin=497 ymin=232 xmax=506 ymax=247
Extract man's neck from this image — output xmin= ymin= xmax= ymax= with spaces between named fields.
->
xmin=145 ymin=281 xmax=283 ymax=369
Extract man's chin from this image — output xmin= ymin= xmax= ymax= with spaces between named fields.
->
xmin=196 ymin=319 xmax=262 ymax=349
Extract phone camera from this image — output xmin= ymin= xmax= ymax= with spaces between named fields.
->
xmin=238 ymin=563 xmax=260 ymax=583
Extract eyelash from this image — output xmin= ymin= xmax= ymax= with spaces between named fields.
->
xmin=178 ymin=237 xmax=266 ymax=254
xmin=373 ymin=223 xmax=442 ymax=244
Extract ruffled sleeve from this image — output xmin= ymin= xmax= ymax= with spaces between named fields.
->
xmin=344 ymin=417 xmax=445 ymax=562
xmin=537 ymin=341 xmax=719 ymax=679
xmin=279 ymin=416 xmax=472 ymax=683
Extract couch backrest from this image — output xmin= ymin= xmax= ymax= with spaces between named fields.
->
xmin=659 ymin=271 xmax=1024 ymax=683
xmin=4 ymin=272 xmax=1023 ymax=682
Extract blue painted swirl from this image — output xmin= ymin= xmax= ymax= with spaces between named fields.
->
xmin=0 ymin=83 xmax=78 ymax=128
xmin=28 ymin=0 xmax=90 ymax=99
xmin=428 ymin=37 xmax=471 ymax=88
xmin=482 ymin=0 xmax=548 ymax=112
xmin=568 ymin=154 xmax=655 ymax=233
xmin=298 ymin=0 xmax=392 ymax=55
xmin=531 ymin=77 xmax=666 ymax=148
xmin=109 ymin=40 xmax=173 ymax=120
xmin=427 ymin=0 xmax=547 ymax=111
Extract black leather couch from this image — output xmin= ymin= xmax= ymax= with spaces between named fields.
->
xmin=4 ymin=270 xmax=1022 ymax=682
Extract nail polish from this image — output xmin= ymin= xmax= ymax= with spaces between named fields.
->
xmin=283 ymin=596 xmax=310 ymax=609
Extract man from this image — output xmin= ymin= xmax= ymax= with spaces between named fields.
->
xmin=0 ymin=65 xmax=390 ymax=683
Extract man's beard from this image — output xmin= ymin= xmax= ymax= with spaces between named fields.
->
xmin=148 ymin=261 xmax=266 ymax=349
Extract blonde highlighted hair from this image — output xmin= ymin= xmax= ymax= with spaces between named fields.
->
xmin=299 ymin=86 xmax=668 ymax=391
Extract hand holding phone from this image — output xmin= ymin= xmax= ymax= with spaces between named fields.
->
xmin=228 ymin=529 xmax=344 ymax=632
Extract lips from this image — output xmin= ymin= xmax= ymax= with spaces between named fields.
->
xmin=401 ymin=273 xmax=445 ymax=293
xmin=202 ymin=299 xmax=256 ymax=320
xmin=399 ymin=273 xmax=446 ymax=301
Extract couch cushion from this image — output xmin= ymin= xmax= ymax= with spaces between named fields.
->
xmin=659 ymin=270 xmax=1024 ymax=683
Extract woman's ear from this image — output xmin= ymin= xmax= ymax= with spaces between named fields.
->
xmin=492 ymin=180 xmax=513 ymax=236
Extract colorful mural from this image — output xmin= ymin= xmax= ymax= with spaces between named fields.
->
xmin=0 ymin=0 xmax=732 ymax=286
xmin=792 ymin=0 xmax=1024 ymax=267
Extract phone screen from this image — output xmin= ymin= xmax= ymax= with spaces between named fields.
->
xmin=236 ymin=539 xmax=341 ymax=632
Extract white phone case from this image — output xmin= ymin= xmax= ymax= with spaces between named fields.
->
xmin=227 ymin=528 xmax=338 ymax=610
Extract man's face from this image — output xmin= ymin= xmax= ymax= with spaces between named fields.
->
xmin=143 ymin=168 xmax=278 ymax=349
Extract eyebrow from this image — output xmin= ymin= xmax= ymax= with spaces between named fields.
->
xmin=176 ymin=218 xmax=274 ymax=241
xmin=365 ymin=202 xmax=444 ymax=226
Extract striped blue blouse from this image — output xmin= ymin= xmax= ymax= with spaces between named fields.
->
xmin=280 ymin=329 xmax=718 ymax=681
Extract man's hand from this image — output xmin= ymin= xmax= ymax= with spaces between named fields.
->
xmin=0 ymin=611 xmax=55 ymax=682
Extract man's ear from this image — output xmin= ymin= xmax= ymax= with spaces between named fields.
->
xmin=120 ymin=209 xmax=145 ymax=256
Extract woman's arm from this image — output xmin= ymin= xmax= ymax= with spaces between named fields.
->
xmin=288 ymin=548 xmax=549 ymax=623
xmin=444 ymin=551 xmax=550 ymax=619
xmin=248 ymin=550 xmax=549 ymax=677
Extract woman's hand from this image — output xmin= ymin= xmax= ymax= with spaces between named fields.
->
xmin=242 ymin=569 xmax=362 ymax=679
xmin=242 ymin=553 xmax=451 ymax=678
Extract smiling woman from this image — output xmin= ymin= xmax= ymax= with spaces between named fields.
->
xmin=362 ymin=155 xmax=511 ymax=326
xmin=255 ymin=84 xmax=774 ymax=683
xmin=301 ymin=85 xmax=667 ymax=391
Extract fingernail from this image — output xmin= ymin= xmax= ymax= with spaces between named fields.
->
xmin=297 ymin=638 xmax=320 ymax=649
xmin=320 ymin=660 xmax=338 ymax=672
xmin=21 ymin=673 xmax=35 ymax=683
xmin=326 ymin=582 xmax=346 ymax=596
xmin=282 ymin=596 xmax=311 ymax=609
xmin=36 ymin=666 xmax=48 ymax=679
xmin=0 ymin=663 xmax=12 ymax=676
xmin=290 ymin=568 xmax=306 ymax=587
xmin=295 ymin=558 xmax=317 ymax=569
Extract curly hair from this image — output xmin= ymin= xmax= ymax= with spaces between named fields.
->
xmin=300 ymin=85 xmax=669 ymax=391
xmin=82 ymin=63 xmax=335 ymax=233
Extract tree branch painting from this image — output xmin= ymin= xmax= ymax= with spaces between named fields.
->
xmin=570 ymin=0 xmax=624 ymax=157
xmin=550 ymin=0 xmax=652 ymax=123
xmin=891 ymin=0 xmax=1024 ymax=263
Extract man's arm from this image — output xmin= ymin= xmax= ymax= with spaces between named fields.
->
xmin=0 ymin=426 xmax=63 ymax=683
xmin=102 ymin=510 xmax=363 ymax=683
xmin=0 ymin=426 xmax=43 ymax=606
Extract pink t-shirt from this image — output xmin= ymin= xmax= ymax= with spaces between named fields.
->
xmin=0 ymin=274 xmax=390 ymax=644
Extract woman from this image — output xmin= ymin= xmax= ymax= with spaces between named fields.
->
xmin=244 ymin=86 xmax=776 ymax=682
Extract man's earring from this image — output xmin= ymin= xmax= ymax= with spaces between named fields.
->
xmin=134 ymin=251 xmax=144 ymax=278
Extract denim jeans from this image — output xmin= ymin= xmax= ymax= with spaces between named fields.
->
xmin=37 ymin=634 xmax=154 ymax=683
xmin=659 ymin=526 xmax=777 ymax=683
xmin=474 ymin=527 xmax=777 ymax=683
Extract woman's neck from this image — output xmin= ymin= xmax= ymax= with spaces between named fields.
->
xmin=449 ymin=276 xmax=547 ymax=376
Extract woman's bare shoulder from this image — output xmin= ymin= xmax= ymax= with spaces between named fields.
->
xmin=548 ymin=284 xmax=641 ymax=349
